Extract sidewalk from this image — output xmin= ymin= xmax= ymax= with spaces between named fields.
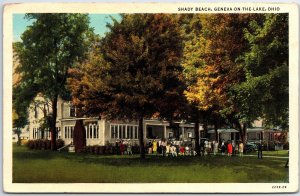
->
xmin=242 ymin=154 xmax=288 ymax=159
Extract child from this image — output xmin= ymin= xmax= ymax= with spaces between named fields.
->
xmin=170 ymin=145 xmax=177 ymax=157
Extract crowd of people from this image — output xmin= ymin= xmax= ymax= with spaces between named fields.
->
xmin=147 ymin=139 xmax=197 ymax=157
xmin=116 ymin=139 xmax=134 ymax=155
xmin=115 ymin=138 xmax=248 ymax=157
xmin=146 ymin=138 xmax=246 ymax=157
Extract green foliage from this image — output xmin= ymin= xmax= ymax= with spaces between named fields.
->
xmin=15 ymin=13 xmax=92 ymax=100
xmin=14 ymin=14 xmax=94 ymax=149
xmin=27 ymin=139 xmax=64 ymax=150
xmin=232 ymin=14 xmax=288 ymax=128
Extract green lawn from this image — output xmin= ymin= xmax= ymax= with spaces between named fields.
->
xmin=13 ymin=145 xmax=288 ymax=183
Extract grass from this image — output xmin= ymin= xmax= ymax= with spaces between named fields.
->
xmin=13 ymin=144 xmax=288 ymax=183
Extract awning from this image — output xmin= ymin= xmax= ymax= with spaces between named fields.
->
xmin=208 ymin=128 xmax=239 ymax=134
xmin=247 ymin=127 xmax=265 ymax=132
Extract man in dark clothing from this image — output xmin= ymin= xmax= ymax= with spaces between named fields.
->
xmin=257 ymin=141 xmax=263 ymax=159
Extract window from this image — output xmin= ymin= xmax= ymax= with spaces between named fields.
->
xmin=118 ymin=126 xmax=122 ymax=139
xmin=89 ymin=124 xmax=93 ymax=138
xmin=135 ymin=126 xmax=138 ymax=139
xmin=127 ymin=126 xmax=133 ymax=139
xmin=70 ymin=104 xmax=76 ymax=117
xmin=188 ymin=132 xmax=192 ymax=138
xmin=122 ymin=125 xmax=126 ymax=139
xmin=93 ymin=124 xmax=98 ymax=138
xmin=56 ymin=127 xmax=61 ymax=139
xmin=64 ymin=126 xmax=74 ymax=139
xmin=168 ymin=132 xmax=173 ymax=138
xmin=65 ymin=127 xmax=67 ymax=138
xmin=256 ymin=133 xmax=260 ymax=140
xmin=43 ymin=104 xmax=49 ymax=116
xmin=34 ymin=105 xmax=38 ymax=118
xmin=111 ymin=125 xmax=118 ymax=139
xmin=111 ymin=124 xmax=138 ymax=139
xmin=270 ymin=133 xmax=274 ymax=141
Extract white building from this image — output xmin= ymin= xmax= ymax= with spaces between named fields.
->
xmin=28 ymin=96 xmax=203 ymax=146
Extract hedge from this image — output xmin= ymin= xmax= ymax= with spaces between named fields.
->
xmin=27 ymin=139 xmax=64 ymax=150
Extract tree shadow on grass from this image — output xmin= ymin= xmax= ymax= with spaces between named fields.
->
xmin=60 ymin=152 xmax=288 ymax=170
xmin=13 ymin=149 xmax=59 ymax=160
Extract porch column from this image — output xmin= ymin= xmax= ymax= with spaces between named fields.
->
xmin=164 ymin=125 xmax=167 ymax=139
xmin=234 ymin=132 xmax=236 ymax=143
xmin=143 ymin=122 xmax=147 ymax=140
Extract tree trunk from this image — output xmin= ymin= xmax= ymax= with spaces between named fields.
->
xmin=41 ymin=104 xmax=47 ymax=139
xmin=241 ymin=123 xmax=247 ymax=145
xmin=17 ymin=129 xmax=21 ymax=146
xmin=138 ymin=116 xmax=145 ymax=159
xmin=50 ymin=96 xmax=58 ymax=151
xmin=73 ymin=119 xmax=86 ymax=153
xmin=203 ymin=119 xmax=208 ymax=138
xmin=214 ymin=122 xmax=218 ymax=142
xmin=194 ymin=110 xmax=201 ymax=156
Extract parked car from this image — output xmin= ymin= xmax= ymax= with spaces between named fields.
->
xmin=244 ymin=142 xmax=257 ymax=153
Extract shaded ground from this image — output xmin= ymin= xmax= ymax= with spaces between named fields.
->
xmin=13 ymin=145 xmax=288 ymax=183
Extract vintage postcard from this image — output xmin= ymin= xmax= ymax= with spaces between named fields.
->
xmin=3 ymin=2 xmax=299 ymax=193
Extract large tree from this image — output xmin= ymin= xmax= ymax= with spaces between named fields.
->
xmin=69 ymin=14 xmax=184 ymax=158
xmin=231 ymin=14 xmax=289 ymax=131
xmin=181 ymin=14 xmax=264 ymax=144
xmin=182 ymin=13 xmax=288 ymax=144
xmin=14 ymin=14 xmax=93 ymax=150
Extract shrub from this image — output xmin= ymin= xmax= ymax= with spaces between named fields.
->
xmin=27 ymin=140 xmax=34 ymax=149
xmin=27 ymin=139 xmax=64 ymax=150
xmin=56 ymin=139 xmax=65 ymax=149
xmin=99 ymin=146 xmax=105 ymax=155
xmin=283 ymin=142 xmax=289 ymax=150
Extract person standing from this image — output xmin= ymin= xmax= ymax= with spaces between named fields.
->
xmin=148 ymin=140 xmax=153 ymax=154
xmin=127 ymin=140 xmax=133 ymax=155
xmin=170 ymin=145 xmax=177 ymax=157
xmin=152 ymin=139 xmax=158 ymax=155
xmin=232 ymin=140 xmax=236 ymax=156
xmin=227 ymin=141 xmax=233 ymax=156
xmin=257 ymin=140 xmax=263 ymax=159
xmin=120 ymin=140 xmax=125 ymax=155
xmin=204 ymin=140 xmax=209 ymax=155
xmin=238 ymin=141 xmax=244 ymax=157
xmin=213 ymin=140 xmax=219 ymax=155
xmin=166 ymin=142 xmax=171 ymax=156
xmin=221 ymin=141 xmax=226 ymax=155
xmin=208 ymin=140 xmax=212 ymax=155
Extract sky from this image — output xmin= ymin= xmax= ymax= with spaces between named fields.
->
xmin=13 ymin=14 xmax=121 ymax=42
